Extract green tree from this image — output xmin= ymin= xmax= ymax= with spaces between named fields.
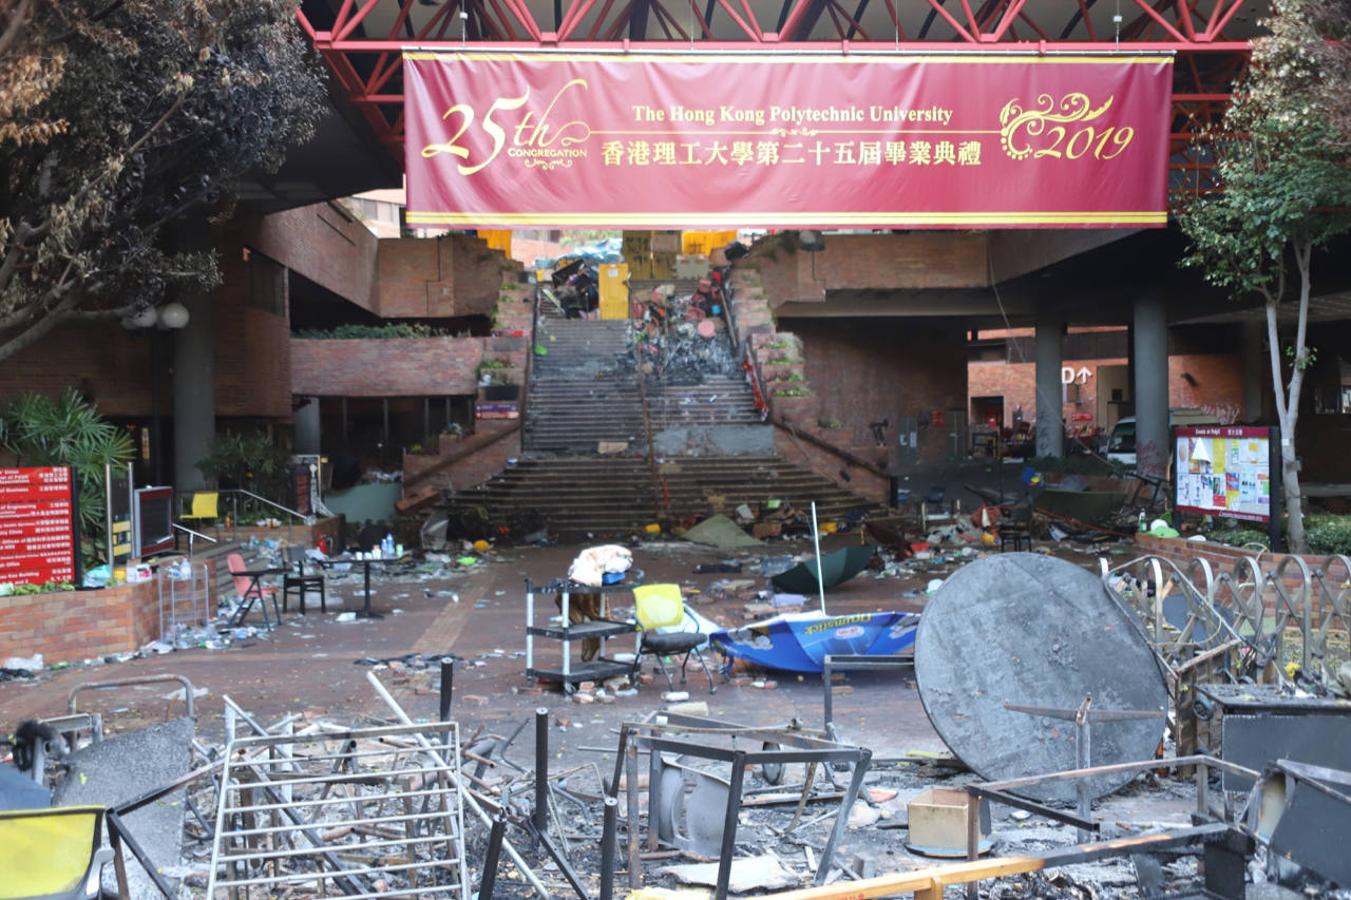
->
xmin=0 ymin=0 xmax=323 ymax=361
xmin=0 ymin=389 xmax=135 ymax=566
xmin=1178 ymin=0 xmax=1351 ymax=553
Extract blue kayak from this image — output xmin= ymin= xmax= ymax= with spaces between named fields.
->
xmin=709 ymin=610 xmax=920 ymax=673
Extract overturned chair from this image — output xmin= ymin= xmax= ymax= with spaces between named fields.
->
xmin=630 ymin=584 xmax=716 ymax=694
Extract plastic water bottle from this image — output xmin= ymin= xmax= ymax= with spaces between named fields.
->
xmin=1138 ymin=511 xmax=1147 ymax=533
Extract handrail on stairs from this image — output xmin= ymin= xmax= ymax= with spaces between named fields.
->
xmin=402 ymin=421 xmax=523 ymax=494
xmin=771 ymin=418 xmax=889 ymax=480
xmin=223 ymin=489 xmax=314 ymax=526
xmin=173 ymin=522 xmax=218 ymax=557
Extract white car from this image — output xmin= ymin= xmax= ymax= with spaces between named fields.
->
xmin=1105 ymin=409 xmax=1220 ymax=467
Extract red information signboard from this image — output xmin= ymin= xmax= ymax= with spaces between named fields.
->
xmin=0 ymin=467 xmax=78 ymax=586
xmin=404 ymin=52 xmax=1173 ymax=230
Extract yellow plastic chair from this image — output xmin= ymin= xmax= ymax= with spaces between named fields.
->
xmin=182 ymin=491 xmax=219 ymax=522
xmin=0 ymin=805 xmax=112 ymax=900
xmin=631 ymin=584 xmax=716 ymax=694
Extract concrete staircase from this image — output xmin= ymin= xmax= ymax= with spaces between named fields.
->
xmin=434 ymin=301 xmax=881 ymax=538
xmin=444 ymin=456 xmax=875 ymax=540
xmin=526 ymin=319 xmax=639 ymax=453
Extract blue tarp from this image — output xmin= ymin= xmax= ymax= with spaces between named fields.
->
xmin=709 ymin=610 xmax=919 ymax=673
xmin=534 ymin=237 xmax=623 ymax=268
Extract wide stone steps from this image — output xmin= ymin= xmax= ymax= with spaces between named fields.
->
xmin=431 ymin=312 xmax=876 ymax=536
xmin=439 ymin=455 xmax=876 ymax=537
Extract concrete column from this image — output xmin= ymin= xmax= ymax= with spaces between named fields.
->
xmin=172 ymin=224 xmax=216 ymax=491
xmin=1240 ymin=320 xmax=1265 ymax=422
xmin=1132 ymin=294 xmax=1170 ymax=478
xmin=294 ymin=397 xmax=321 ymax=454
xmin=1035 ymin=310 xmax=1065 ymax=458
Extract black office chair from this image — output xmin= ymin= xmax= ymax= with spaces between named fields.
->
xmin=282 ymin=546 xmax=327 ymax=614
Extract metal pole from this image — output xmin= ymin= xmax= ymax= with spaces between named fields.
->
xmin=715 ymin=753 xmax=748 ymax=900
xmin=534 ymin=707 xmax=550 ymax=833
xmin=810 ymin=501 xmax=826 ymax=614
xmin=479 ymin=815 xmax=507 ymax=900
xmin=1075 ymin=706 xmax=1092 ymax=843
xmin=965 ymin=792 xmax=981 ymax=900
xmin=625 ymin=741 xmax=642 ymax=889
xmin=600 ymin=795 xmax=619 ymax=900
xmin=440 ymin=657 xmax=454 ymax=751
xmin=440 ymin=657 xmax=454 ymax=721
xmin=822 ymin=655 xmax=834 ymax=734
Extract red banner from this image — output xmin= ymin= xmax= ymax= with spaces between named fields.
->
xmin=404 ymin=52 xmax=1173 ymax=230
xmin=0 ymin=467 xmax=78 ymax=586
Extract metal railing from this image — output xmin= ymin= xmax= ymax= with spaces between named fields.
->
xmin=719 ymin=270 xmax=773 ymax=421
xmin=223 ymin=488 xmax=314 ymax=527
xmin=1102 ymin=551 xmax=1351 ymax=686
xmin=173 ymin=522 xmax=219 ymax=556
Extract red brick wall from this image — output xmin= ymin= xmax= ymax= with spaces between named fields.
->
xmin=789 ymin=318 xmax=968 ymax=465
xmin=772 ymin=427 xmax=890 ymax=503
xmin=377 ymin=234 xmax=519 ymax=319
xmin=246 ymin=203 xmax=378 ymax=310
xmin=0 ymin=323 xmax=155 ymax=416
xmin=748 ymin=233 xmax=989 ymax=305
xmin=968 ymin=352 xmax=1245 ymax=430
xmin=0 ymin=582 xmax=160 ymax=665
xmin=214 ymin=232 xmax=293 ymax=420
xmin=1133 ymin=534 xmax=1337 ymax=612
xmin=290 ymin=336 xmax=484 ymax=397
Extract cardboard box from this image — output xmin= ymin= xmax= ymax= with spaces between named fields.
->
xmin=906 ymin=788 xmax=991 ymax=856
xmin=650 ymin=231 xmax=680 ymax=253
xmin=752 ymin=522 xmax=782 ymax=540
xmin=676 ymin=254 xmax=709 ymax=279
xmin=650 ymin=251 xmax=677 ymax=280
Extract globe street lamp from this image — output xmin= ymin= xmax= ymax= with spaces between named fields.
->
xmin=122 ymin=302 xmax=192 ymax=483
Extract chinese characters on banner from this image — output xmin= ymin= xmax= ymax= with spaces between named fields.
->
xmin=404 ymin=53 xmax=1174 ymax=229
xmin=0 ymin=467 xmax=78 ymax=586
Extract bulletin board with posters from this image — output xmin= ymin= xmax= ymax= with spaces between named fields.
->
xmin=1174 ymin=425 xmax=1281 ymax=529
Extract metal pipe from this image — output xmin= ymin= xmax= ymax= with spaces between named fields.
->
xmin=715 ymin=752 xmax=748 ymax=900
xmin=69 ymin=674 xmax=197 ymax=719
xmin=600 ymin=795 xmax=619 ymax=900
xmin=626 ymin=741 xmax=642 ymax=889
xmin=441 ymin=656 xmax=455 ymax=751
xmin=810 ymin=501 xmax=826 ymax=615
xmin=107 ymin=811 xmax=177 ymax=898
xmin=480 ymin=815 xmax=508 ymax=900
xmin=535 ymin=707 xmax=551 ymax=832
xmin=815 ymin=748 xmax=870 ymax=884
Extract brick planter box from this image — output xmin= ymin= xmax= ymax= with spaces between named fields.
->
xmin=1133 ymin=533 xmax=1338 ymax=573
xmin=0 ymin=554 xmax=235 ymax=664
xmin=0 ymin=582 xmax=161 ymax=665
xmin=1132 ymin=534 xmax=1348 ymax=615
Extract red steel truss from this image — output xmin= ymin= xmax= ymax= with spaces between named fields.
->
xmin=298 ymin=0 xmax=1257 ymax=189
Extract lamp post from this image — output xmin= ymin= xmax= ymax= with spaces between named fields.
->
xmin=123 ymin=302 xmax=191 ymax=484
